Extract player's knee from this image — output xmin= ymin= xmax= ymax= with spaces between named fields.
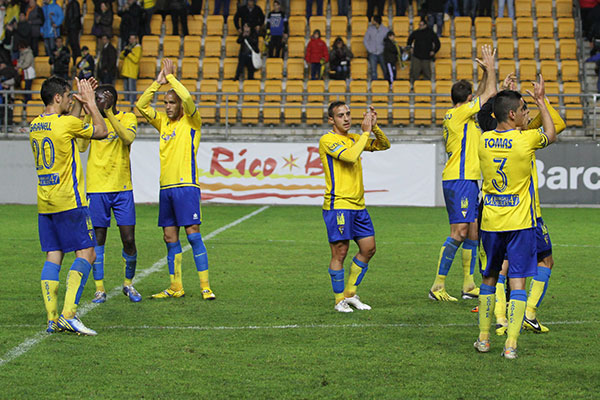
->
xmin=541 ymin=256 xmax=554 ymax=269
xmin=362 ymin=244 xmax=376 ymax=260
xmin=122 ymin=238 xmax=136 ymax=254
xmin=163 ymin=232 xmax=177 ymax=243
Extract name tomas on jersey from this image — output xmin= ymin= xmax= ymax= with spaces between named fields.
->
xmin=484 ymin=138 xmax=513 ymax=149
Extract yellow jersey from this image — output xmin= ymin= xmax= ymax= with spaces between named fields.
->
xmin=30 ymin=113 xmax=94 ymax=214
xmin=319 ymin=126 xmax=390 ymax=210
xmin=479 ymin=127 xmax=549 ymax=232
xmin=136 ymin=74 xmax=202 ymax=189
xmin=442 ymin=97 xmax=482 ymax=181
xmin=86 ymin=111 xmax=137 ymax=193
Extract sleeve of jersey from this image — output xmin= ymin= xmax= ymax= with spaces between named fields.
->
xmin=135 ymin=81 xmax=162 ymax=130
xmin=66 ymin=116 xmax=95 ymax=139
xmin=166 ymin=74 xmax=201 ymax=125
xmin=527 ymin=100 xmax=566 ymax=135
xmin=458 ymin=97 xmax=481 ymax=121
xmin=525 ymin=128 xmax=549 ymax=150
xmin=111 ymin=112 xmax=136 ymax=144
xmin=364 ymin=124 xmax=391 ymax=151
xmin=322 ymin=132 xmax=370 ymax=163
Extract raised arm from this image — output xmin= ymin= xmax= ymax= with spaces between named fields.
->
xmin=105 ymin=108 xmax=136 ymax=145
xmin=73 ymin=78 xmax=108 ymax=139
xmin=527 ymin=98 xmax=566 ymax=135
xmin=527 ymin=75 xmax=556 ymax=143
xmin=336 ymin=112 xmax=374 ymax=163
xmin=475 ymin=45 xmax=497 ymax=105
xmin=364 ymin=106 xmax=390 ymax=151
xmin=163 ymin=58 xmax=197 ymax=117
xmin=135 ymin=66 xmax=166 ymax=126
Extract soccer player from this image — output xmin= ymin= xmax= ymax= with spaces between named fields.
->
xmin=30 ymin=76 xmax=108 ymax=335
xmin=477 ymin=73 xmax=566 ymax=334
xmin=319 ymin=103 xmax=390 ymax=312
xmin=136 ymin=58 xmax=216 ymax=300
xmin=78 ymin=84 xmax=142 ymax=304
xmin=474 ymin=76 xmax=557 ymax=359
xmin=428 ymin=45 xmax=497 ymax=301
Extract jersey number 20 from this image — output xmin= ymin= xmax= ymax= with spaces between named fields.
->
xmin=32 ymin=137 xmax=55 ymax=170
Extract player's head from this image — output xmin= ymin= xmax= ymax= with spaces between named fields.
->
xmin=451 ymin=79 xmax=472 ymax=105
xmin=95 ymin=84 xmax=117 ymax=116
xmin=493 ymin=90 xmax=528 ymax=127
xmin=164 ymin=89 xmax=183 ymax=121
xmin=40 ymin=76 xmax=72 ymax=112
xmin=328 ymin=101 xmax=351 ymax=134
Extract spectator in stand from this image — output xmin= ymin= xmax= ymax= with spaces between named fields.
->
xmin=16 ymin=41 xmax=35 ymax=103
xmin=444 ymin=0 xmax=458 ymax=17
xmin=119 ymin=0 xmax=144 ymax=44
xmin=119 ymin=34 xmax=142 ymax=103
xmin=142 ymin=0 xmax=156 ymax=36
xmin=26 ymin=0 xmax=44 ymax=56
xmin=478 ymin=0 xmax=491 ymax=17
xmin=189 ymin=0 xmax=202 ymax=15
xmin=306 ymin=0 xmax=322 ymax=19
xmin=497 ymin=0 xmax=513 ymax=18
xmin=337 ymin=0 xmax=348 ymax=16
xmin=97 ymin=34 xmax=118 ymax=84
xmin=170 ymin=0 xmax=188 ymax=36
xmin=305 ymin=29 xmax=328 ymax=80
xmin=50 ymin=36 xmax=70 ymax=79
xmin=234 ymin=23 xmax=258 ymax=80
xmin=266 ymin=0 xmax=288 ymax=59
xmin=383 ymin=31 xmax=400 ymax=85
xmin=0 ymin=60 xmax=19 ymax=125
xmin=366 ymin=0 xmax=384 ymax=21
xmin=426 ymin=0 xmax=445 ymax=36
xmin=581 ymin=0 xmax=600 ymax=39
xmin=93 ymin=2 xmax=114 ymax=48
xmin=213 ymin=0 xmax=230 ymax=19
xmin=77 ymin=45 xmax=95 ymax=79
xmin=463 ymin=0 xmax=477 ymax=20
xmin=41 ymin=0 xmax=63 ymax=57
xmin=65 ymin=0 xmax=82 ymax=65
xmin=15 ymin=12 xmax=32 ymax=53
xmin=1 ymin=19 xmax=17 ymax=63
xmin=364 ymin=15 xmax=389 ymax=81
xmin=234 ymin=0 xmax=265 ymax=35
xmin=395 ymin=0 xmax=408 ymax=16
xmin=407 ymin=17 xmax=439 ymax=84
xmin=329 ymin=36 xmax=353 ymax=80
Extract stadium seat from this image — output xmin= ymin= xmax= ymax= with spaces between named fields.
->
xmin=289 ymin=0 xmax=305 ymax=16
xmin=413 ymin=80 xmax=431 ymax=103
xmin=498 ymin=60 xmax=516 ymax=81
xmin=516 ymin=18 xmax=534 ymax=38
xmin=286 ymin=80 xmax=304 ymax=103
xmin=203 ymin=36 xmax=222 ymax=58
xmin=202 ymin=57 xmax=220 ymax=79
xmin=517 ymin=38 xmax=535 ymax=60
xmin=350 ymin=81 xmax=367 ymax=103
xmin=34 ymin=57 xmax=51 ymax=78
xmin=26 ymin=100 xmax=45 ymax=120
xmin=519 ymin=60 xmax=537 ymax=83
xmin=188 ymin=16 xmax=203 ymax=36
xmin=184 ymin=37 xmax=201 ymax=57
xmin=557 ymin=18 xmax=575 ymax=38
xmin=285 ymin=80 xmax=303 ymax=124
xmin=535 ymin=0 xmax=552 ymax=18
xmin=540 ymin=60 xmax=558 ymax=81
xmin=392 ymin=101 xmax=410 ymax=125
xmin=373 ymin=102 xmax=389 ymax=125
xmin=435 ymin=59 xmax=453 ymax=81
xmin=495 ymin=17 xmax=513 ymax=38
xmin=352 ymin=0 xmax=367 ymax=15
xmin=200 ymin=79 xmax=219 ymax=102
xmin=328 ymin=80 xmax=347 ymax=102
xmin=435 ymin=81 xmax=452 ymax=101
xmin=537 ymin=18 xmax=554 ymax=39
xmin=538 ymin=39 xmax=556 ymax=60
xmin=561 ymin=60 xmax=579 ymax=82
xmin=226 ymin=15 xmax=237 ymax=36
xmin=206 ymin=15 xmax=224 ymax=36
xmin=371 ymin=81 xmax=389 ymax=103
xmin=112 ymin=15 xmax=121 ymax=33
xmin=309 ymin=16 xmax=326 ymax=36
xmin=392 ymin=80 xmax=410 ymax=104
xmin=351 ymin=59 xmax=368 ymax=80
xmin=306 ymin=102 xmax=324 ymax=124
xmin=143 ymin=36 xmax=160 ymax=57
xmin=223 ymin=58 xmax=237 ymax=79
xmin=264 ymin=80 xmax=282 ymax=102
xmin=198 ymin=101 xmax=216 ymax=123
xmin=80 ymin=35 xmax=96 ymax=52
xmin=454 ymin=38 xmax=472 ymax=59
xmin=514 ymin=1 xmax=531 ymax=17
xmin=544 ymin=81 xmax=560 ymax=104
xmin=475 ymin=17 xmax=492 ymax=38
xmin=221 ymin=80 xmax=239 ymax=102
xmin=263 ymin=101 xmax=281 ymax=124
xmin=455 ymin=60 xmax=472 ymax=81
xmin=563 ymin=81 xmax=582 ymax=104
xmin=288 ymin=16 xmax=307 ymax=37
xmin=287 ymin=37 xmax=306 ymax=58
xmin=565 ymin=108 xmax=583 ymax=127
xmin=414 ymin=104 xmax=432 ymax=126
xmin=475 ymin=39 xmax=494 ymax=57
xmin=83 ymin=14 xmax=94 ymax=34
xmin=437 ymin=37 xmax=451 ymax=59
xmin=350 ymin=102 xmax=367 ymax=120
xmin=307 ymin=80 xmax=325 ymax=103
xmin=287 ymin=58 xmax=305 ymax=80
xmin=330 ymin=16 xmax=348 ymax=38
xmin=559 ymin=39 xmax=577 ymax=60
xmin=241 ymin=102 xmax=259 ymax=124
xmin=225 ymin=36 xmax=239 ymax=57
xmin=163 ymin=36 xmax=181 ymax=57
xmin=351 ymin=17 xmax=369 ymax=37
xmin=150 ymin=14 xmax=163 ymax=35
xmin=496 ymin=38 xmax=514 ymax=59
xmin=453 ymin=17 xmax=472 ymax=37
xmin=181 ymin=58 xmax=199 ymax=79
xmin=266 ymin=58 xmax=283 ymax=79
xmin=138 ymin=58 xmax=157 ymax=78
xmin=393 ymin=16 xmax=410 ymax=38
xmin=556 ymin=0 xmax=573 ymax=17
xmin=350 ymin=37 xmax=367 ymax=58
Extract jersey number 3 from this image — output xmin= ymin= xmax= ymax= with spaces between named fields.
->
xmin=492 ymin=157 xmax=508 ymax=192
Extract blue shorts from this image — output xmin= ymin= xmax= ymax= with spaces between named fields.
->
xmin=536 ymin=217 xmax=552 ymax=261
xmin=442 ymin=179 xmax=479 ymax=224
xmin=88 ymin=191 xmax=136 ymax=227
xmin=38 ymin=207 xmax=97 ymax=253
xmin=322 ymin=209 xmax=375 ymax=243
xmin=480 ymin=228 xmax=537 ymax=279
xmin=158 ymin=186 xmax=202 ymax=227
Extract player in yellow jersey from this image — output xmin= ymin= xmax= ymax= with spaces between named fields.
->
xmin=429 ymin=45 xmax=497 ymax=302
xmin=31 ymin=76 xmax=108 ymax=335
xmin=78 ymin=84 xmax=142 ymax=304
xmin=474 ymin=76 xmax=557 ymax=359
xmin=319 ymin=102 xmax=390 ymax=312
xmin=136 ymin=58 xmax=216 ymax=300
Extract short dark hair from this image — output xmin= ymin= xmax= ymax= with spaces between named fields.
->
xmin=373 ymin=15 xmax=382 ymax=25
xmin=81 ymin=45 xmax=89 ymax=52
xmin=328 ymin=101 xmax=346 ymax=118
xmin=313 ymin=29 xmax=321 ymax=36
xmin=493 ymin=90 xmax=523 ymax=123
xmin=450 ymin=79 xmax=472 ymax=105
xmin=97 ymin=84 xmax=118 ymax=111
xmin=386 ymin=31 xmax=395 ymax=38
xmin=40 ymin=76 xmax=70 ymax=106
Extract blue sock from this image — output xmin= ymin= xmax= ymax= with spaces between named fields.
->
xmin=41 ymin=261 xmax=61 ymax=281
xmin=498 ymin=274 xmax=506 ymax=285
xmin=187 ymin=232 xmax=208 ymax=272
xmin=93 ymin=245 xmax=105 ymax=281
xmin=533 ymin=266 xmax=552 ymax=307
xmin=122 ymin=250 xmax=137 ymax=280
xmin=462 ymin=239 xmax=478 ymax=275
xmin=70 ymin=258 xmax=92 ymax=305
xmin=480 ymin=283 xmax=496 ymax=296
xmin=166 ymin=241 xmax=182 ymax=275
xmin=510 ymin=289 xmax=527 ymax=303
xmin=328 ymin=268 xmax=345 ymax=295
xmin=437 ymin=237 xmax=461 ymax=276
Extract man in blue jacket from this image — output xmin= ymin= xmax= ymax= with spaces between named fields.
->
xmin=41 ymin=0 xmax=64 ymax=58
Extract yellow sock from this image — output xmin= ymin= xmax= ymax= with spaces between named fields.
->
xmin=63 ymin=270 xmax=85 ymax=318
xmin=95 ymin=280 xmax=105 ymax=293
xmin=343 ymin=258 xmax=368 ymax=298
xmin=124 ymin=278 xmax=133 ymax=286
xmin=478 ymin=293 xmax=495 ymax=341
xmin=334 ymin=292 xmax=345 ymax=304
xmin=526 ymin=279 xmax=546 ymax=320
xmin=170 ymin=253 xmax=183 ymax=291
xmin=495 ymin=280 xmax=507 ymax=324
xmin=41 ymin=280 xmax=60 ymax=322
xmin=198 ymin=270 xmax=210 ymax=290
xmin=432 ymin=274 xmax=446 ymax=291
xmin=506 ymin=293 xmax=527 ymax=349
xmin=461 ymin=239 xmax=477 ymax=292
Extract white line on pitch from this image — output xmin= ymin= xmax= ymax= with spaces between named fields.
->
xmin=0 ymin=206 xmax=270 ymax=368
xmin=263 ymin=239 xmax=600 ymax=248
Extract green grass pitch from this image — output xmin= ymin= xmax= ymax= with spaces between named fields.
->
xmin=0 ymin=204 xmax=599 ymax=398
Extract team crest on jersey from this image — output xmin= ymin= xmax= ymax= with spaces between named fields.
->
xmin=461 ymin=197 xmax=469 ymax=218
xmin=336 ymin=212 xmax=345 ymax=234
xmin=161 ymin=130 xmax=177 ymax=142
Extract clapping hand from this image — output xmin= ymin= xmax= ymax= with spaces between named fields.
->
xmin=526 ymin=74 xmax=546 ymax=105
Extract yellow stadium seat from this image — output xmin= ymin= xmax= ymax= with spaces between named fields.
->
xmin=288 ymin=16 xmax=306 ymax=37
xmin=200 ymin=79 xmax=219 ymax=102
xmin=538 ymin=39 xmax=556 ymax=60
xmin=436 ymin=37 xmax=451 ymax=59
xmin=435 ymin=59 xmax=453 ymax=81
xmin=26 ymin=101 xmax=45 ymax=120
xmin=435 ymin=100 xmax=452 ymax=125
xmin=351 ymin=59 xmax=368 ymax=80
xmin=221 ymin=80 xmax=239 ymax=103
xmin=206 ymin=15 xmax=224 ymax=36
xmin=454 ymin=38 xmax=472 ymax=59
xmin=537 ymin=18 xmax=554 ymax=39
xmin=330 ymin=16 xmax=348 ymax=38
xmin=266 ymin=58 xmax=283 ymax=79
xmin=188 ymin=16 xmax=203 ymax=36
xmin=392 ymin=102 xmax=410 ymax=125
xmin=514 ymin=1 xmax=531 ymax=17
xmin=80 ymin=35 xmax=96 ymax=53
xmin=565 ymin=108 xmax=583 ymax=127
xmin=498 ymin=60 xmax=516 ymax=81
xmin=475 ymin=38 xmax=493 ymax=57
xmin=352 ymin=0 xmax=367 ymax=16
xmin=309 ymin=16 xmax=326 ymax=35
xmin=350 ymin=81 xmax=367 ymax=103
xmin=563 ymin=82 xmax=581 ymax=104
xmin=435 ymin=81 xmax=452 ymax=100
xmin=202 ymin=57 xmax=220 ymax=79
xmin=455 ymin=60 xmax=473 ymax=81
xmin=138 ymin=58 xmax=157 ymax=78
xmin=183 ymin=37 xmax=201 ymax=57
xmin=241 ymin=102 xmax=259 ymax=124
xmin=226 ymin=15 xmax=236 ymax=36
xmin=112 ymin=15 xmax=121 ymax=33
xmin=392 ymin=80 xmax=410 ymax=103
xmin=559 ymin=39 xmax=577 ymax=60
xmin=287 ymin=37 xmax=305 ymax=58
xmin=150 ymin=14 xmax=163 ymax=35
xmin=83 ymin=14 xmax=94 ymax=34
xmin=454 ymin=17 xmax=472 ymax=37
xmin=306 ymin=102 xmax=324 ymax=125
xmin=263 ymin=101 xmax=281 ymax=124
xmin=287 ymin=59 xmax=305 ymax=80
xmin=225 ymin=36 xmax=238 ymax=57
xmin=181 ymin=58 xmax=199 ymax=79
xmin=350 ymin=102 xmax=367 ymax=120
xmin=475 ymin=17 xmax=492 ymax=38
xmin=540 ymin=61 xmax=558 ymax=81
xmin=519 ymin=60 xmax=537 ymax=83
xmin=285 ymin=80 xmax=303 ymax=124
xmin=34 ymin=57 xmax=51 ymax=78
xmin=198 ymin=102 xmax=216 ymax=124
xmin=561 ymin=60 xmax=579 ymax=82
xmin=393 ymin=16 xmax=410 ymax=38
xmin=535 ymin=0 xmax=552 ymax=18
xmin=517 ymin=38 xmax=535 ymax=60
xmin=516 ymin=18 xmax=533 ymax=38
xmin=352 ymin=17 xmax=369 ymax=37
xmin=204 ymin=36 xmax=222 ymax=57
xmin=264 ymin=80 xmax=282 ymax=102
xmin=350 ymin=37 xmax=367 ymax=58
xmin=495 ymin=17 xmax=513 ymax=38
xmin=285 ymin=103 xmax=302 ymax=125
xmin=544 ymin=81 xmax=560 ymax=104
xmin=496 ymin=38 xmax=514 ymax=59
xmin=223 ymin=58 xmax=237 ymax=79
xmin=286 ymin=80 xmax=303 ymax=103
xmin=556 ymin=0 xmax=573 ymax=17
xmin=289 ymin=0 xmax=305 ymax=16
xmin=371 ymin=81 xmax=389 ymax=103
xmin=413 ymin=80 xmax=432 ymax=103
xmin=143 ymin=36 xmax=160 ymax=57
xmin=243 ymin=80 xmax=260 ymax=102
xmin=557 ymin=18 xmax=575 ymax=38
xmin=328 ymin=80 xmax=347 ymax=102
xmin=163 ymin=35 xmax=181 ymax=57
xmin=414 ymin=105 xmax=432 ymax=126
xmin=307 ymin=80 xmax=325 ymax=103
